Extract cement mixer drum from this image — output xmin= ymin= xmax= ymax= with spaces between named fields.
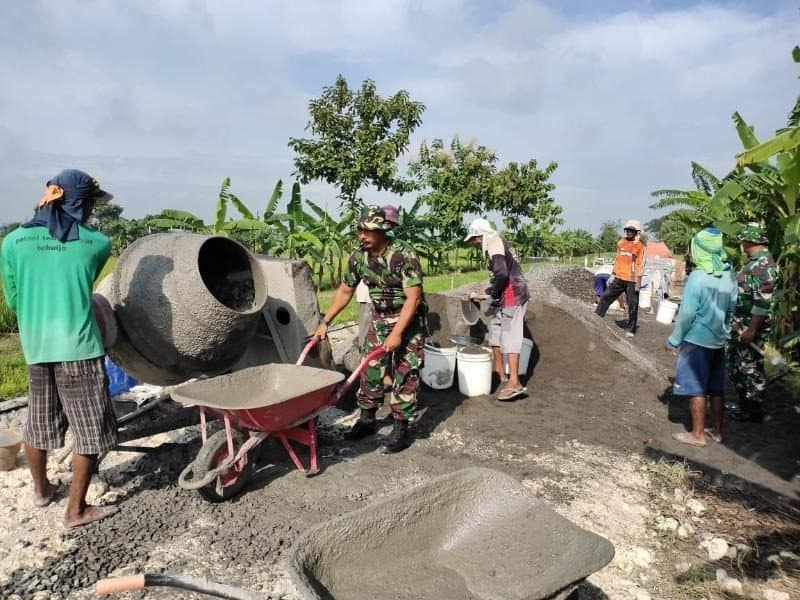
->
xmin=106 ymin=233 xmax=268 ymax=385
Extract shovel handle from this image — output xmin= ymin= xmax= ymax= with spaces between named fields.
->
xmin=96 ymin=574 xmax=145 ymax=595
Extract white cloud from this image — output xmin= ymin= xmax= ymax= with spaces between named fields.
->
xmin=0 ymin=0 xmax=796 ymax=234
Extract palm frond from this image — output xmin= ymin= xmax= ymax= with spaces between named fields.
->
xmin=265 ymin=180 xmax=283 ymax=218
xmin=691 ymin=162 xmax=721 ymax=195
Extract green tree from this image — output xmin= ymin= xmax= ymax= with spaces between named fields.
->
xmin=87 ymin=201 xmax=151 ymax=255
xmin=560 ymin=229 xmax=598 ymax=257
xmin=596 ymin=220 xmax=621 ymax=252
xmin=488 ymin=159 xmax=562 ymax=243
xmin=408 ymin=136 xmax=497 ymax=267
xmin=288 ymin=75 xmax=425 ymax=215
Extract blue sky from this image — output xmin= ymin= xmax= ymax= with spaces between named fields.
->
xmin=0 ymin=0 xmax=797 ymax=234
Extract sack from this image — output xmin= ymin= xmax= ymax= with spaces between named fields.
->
xmin=105 ymin=356 xmax=138 ymax=395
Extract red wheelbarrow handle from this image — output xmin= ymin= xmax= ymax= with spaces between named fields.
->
xmin=297 ymin=337 xmax=386 ymax=403
xmin=341 ymin=346 xmax=387 ymax=392
xmin=296 ymin=336 xmax=321 ymax=366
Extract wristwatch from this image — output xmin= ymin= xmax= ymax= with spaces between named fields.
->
xmin=320 ymin=317 xmax=331 ymax=326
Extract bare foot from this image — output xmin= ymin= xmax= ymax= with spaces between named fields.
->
xmin=64 ymin=505 xmax=119 ymax=529
xmin=33 ymin=482 xmax=56 ymax=507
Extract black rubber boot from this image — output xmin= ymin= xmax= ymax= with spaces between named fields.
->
xmin=381 ymin=420 xmax=411 ymax=454
xmin=343 ymin=409 xmax=377 ymax=440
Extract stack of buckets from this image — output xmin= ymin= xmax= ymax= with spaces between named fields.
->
xmin=422 ymin=339 xmax=533 ymax=397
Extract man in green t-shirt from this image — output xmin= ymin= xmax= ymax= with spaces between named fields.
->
xmin=314 ymin=205 xmax=426 ymax=453
xmin=1 ymin=169 xmax=119 ymax=528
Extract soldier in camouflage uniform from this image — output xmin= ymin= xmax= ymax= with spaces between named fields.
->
xmin=725 ymin=224 xmax=779 ymax=422
xmin=314 ymin=205 xmax=426 ymax=453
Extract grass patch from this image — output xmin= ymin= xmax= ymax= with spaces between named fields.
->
xmin=647 ymin=457 xmax=701 ymax=490
xmin=0 ymin=334 xmax=27 ymax=400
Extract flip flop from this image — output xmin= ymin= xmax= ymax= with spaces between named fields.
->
xmin=64 ymin=505 xmax=119 ymax=529
xmin=496 ymin=386 xmax=527 ymax=402
xmin=703 ymin=428 xmax=722 ymax=443
xmin=671 ymin=432 xmax=706 ymax=447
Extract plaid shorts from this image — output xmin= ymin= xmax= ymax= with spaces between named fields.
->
xmin=25 ymin=358 xmax=118 ymax=455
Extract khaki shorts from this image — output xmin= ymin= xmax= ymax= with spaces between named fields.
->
xmin=488 ymin=302 xmax=527 ymax=354
xmin=25 ymin=358 xmax=118 ymax=455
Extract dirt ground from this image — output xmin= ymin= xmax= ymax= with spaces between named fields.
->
xmin=0 ymin=265 xmax=798 ymax=599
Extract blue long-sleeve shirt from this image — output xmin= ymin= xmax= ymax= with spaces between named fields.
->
xmin=668 ymin=267 xmax=738 ymax=349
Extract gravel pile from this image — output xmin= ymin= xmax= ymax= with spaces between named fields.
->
xmin=550 ymin=266 xmax=595 ymax=303
xmin=0 ymin=433 xmax=297 ymax=598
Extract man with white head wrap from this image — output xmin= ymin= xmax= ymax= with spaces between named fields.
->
xmin=464 ymin=218 xmax=530 ymax=401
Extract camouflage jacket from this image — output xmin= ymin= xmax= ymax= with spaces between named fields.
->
xmin=343 ymin=239 xmax=424 ymax=317
xmin=734 ymin=249 xmax=778 ymax=323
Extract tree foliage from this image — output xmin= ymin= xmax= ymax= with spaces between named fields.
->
xmin=596 ymin=220 xmax=621 ymax=252
xmin=408 ymin=136 xmax=497 ymax=244
xmin=487 ymin=159 xmax=561 ymax=241
xmin=288 ymin=75 xmax=425 ymax=215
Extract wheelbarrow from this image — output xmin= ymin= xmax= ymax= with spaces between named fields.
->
xmin=173 ymin=338 xmax=384 ymax=501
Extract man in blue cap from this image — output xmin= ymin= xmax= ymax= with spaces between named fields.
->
xmin=1 ymin=169 xmax=119 ymax=528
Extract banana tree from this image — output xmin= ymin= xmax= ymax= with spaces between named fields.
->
xmin=215 ymin=178 xmax=287 ymax=255
xmin=730 ymin=51 xmax=800 ymax=351
xmin=147 ymin=209 xmax=208 ymax=232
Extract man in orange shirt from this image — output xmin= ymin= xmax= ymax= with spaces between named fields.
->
xmin=595 ymin=219 xmax=646 ymax=337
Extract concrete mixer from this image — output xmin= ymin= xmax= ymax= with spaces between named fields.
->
xmin=96 ymin=233 xmax=330 ymax=386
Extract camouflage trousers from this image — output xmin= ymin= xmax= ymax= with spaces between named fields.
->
xmin=357 ymin=313 xmax=426 ymax=422
xmin=726 ymin=329 xmax=769 ymax=409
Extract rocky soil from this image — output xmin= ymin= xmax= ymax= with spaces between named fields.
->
xmin=0 ymin=265 xmax=797 ymax=599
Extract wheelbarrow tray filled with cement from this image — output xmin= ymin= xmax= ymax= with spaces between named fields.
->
xmin=288 ymin=468 xmax=614 ymax=600
xmin=170 ymin=363 xmax=345 ymax=431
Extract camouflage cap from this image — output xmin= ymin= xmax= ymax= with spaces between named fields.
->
xmin=357 ymin=204 xmax=394 ymax=231
xmin=737 ymin=223 xmax=769 ymax=244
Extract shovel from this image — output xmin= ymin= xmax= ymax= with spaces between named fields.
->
xmin=460 ymin=297 xmax=481 ymax=326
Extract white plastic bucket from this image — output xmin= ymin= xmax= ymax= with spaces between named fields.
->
xmin=639 ymin=288 xmax=651 ymax=310
xmin=504 ymin=338 xmax=534 ymax=376
xmin=421 ymin=345 xmax=458 ymax=389
xmin=457 ymin=346 xmax=492 ymax=397
xmin=656 ymin=299 xmax=679 ymax=325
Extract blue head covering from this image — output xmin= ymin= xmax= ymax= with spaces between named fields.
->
xmin=23 ymin=169 xmax=112 ymax=242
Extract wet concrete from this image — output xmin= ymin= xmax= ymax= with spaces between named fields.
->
xmin=170 ymin=364 xmax=345 ymax=411
xmin=288 ymin=468 xmax=614 ymax=600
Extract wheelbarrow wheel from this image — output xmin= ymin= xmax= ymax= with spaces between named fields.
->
xmin=195 ymin=429 xmax=254 ymax=502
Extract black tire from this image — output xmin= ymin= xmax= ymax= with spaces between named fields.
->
xmin=195 ymin=429 xmax=254 ymax=502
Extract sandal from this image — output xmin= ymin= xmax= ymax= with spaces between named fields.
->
xmin=496 ymin=385 xmax=527 ymax=402
xmin=704 ymin=428 xmax=722 ymax=443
